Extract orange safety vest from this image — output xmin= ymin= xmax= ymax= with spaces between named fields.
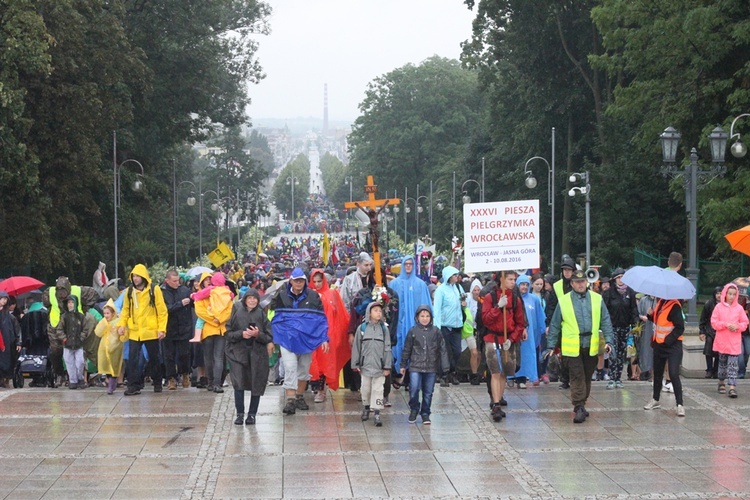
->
xmin=653 ymin=299 xmax=683 ymax=344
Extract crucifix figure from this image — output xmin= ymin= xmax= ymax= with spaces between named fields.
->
xmin=344 ymin=175 xmax=400 ymax=285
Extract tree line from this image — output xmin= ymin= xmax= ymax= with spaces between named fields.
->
xmin=0 ymin=0 xmax=271 ymax=283
xmin=330 ymin=0 xmax=750 ymax=274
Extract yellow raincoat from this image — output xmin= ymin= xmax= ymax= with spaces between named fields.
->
xmin=194 ymin=272 xmax=233 ymax=339
xmin=117 ymin=264 xmax=168 ymax=341
xmin=94 ymin=299 xmax=125 ymax=376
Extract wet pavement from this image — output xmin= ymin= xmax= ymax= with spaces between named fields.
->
xmin=2 ymin=377 xmax=750 ymax=499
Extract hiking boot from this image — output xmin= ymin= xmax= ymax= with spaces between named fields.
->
xmin=295 ymin=395 xmax=309 ymax=410
xmin=450 ymin=373 xmax=460 ymax=385
xmin=361 ymin=407 xmax=370 ymax=421
xmin=168 ymin=379 xmax=177 ymax=391
xmin=422 ymin=414 xmax=431 ymax=425
xmin=124 ymin=387 xmax=140 ymax=396
xmin=470 ymin=374 xmax=481 ymax=385
xmin=234 ymin=414 xmax=244 ymax=425
xmin=408 ymin=410 xmax=418 ymax=423
xmin=440 ymin=377 xmax=449 ymax=388
xmin=643 ymin=399 xmax=661 ymax=410
xmin=283 ymin=398 xmax=296 ymax=415
xmin=676 ymin=405 xmax=685 ymax=417
xmin=558 ymin=381 xmax=570 ymax=390
xmin=314 ymin=391 xmax=326 ymax=403
xmin=573 ymin=406 xmax=587 ymax=423
xmin=374 ymin=413 xmax=382 ymax=427
xmin=182 ymin=374 xmax=191 ymax=388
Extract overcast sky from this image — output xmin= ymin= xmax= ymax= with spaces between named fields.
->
xmin=248 ymin=0 xmax=476 ymax=124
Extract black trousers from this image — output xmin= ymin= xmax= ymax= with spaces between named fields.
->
xmin=653 ymin=342 xmax=683 ymax=405
xmin=162 ymin=337 xmax=190 ymax=380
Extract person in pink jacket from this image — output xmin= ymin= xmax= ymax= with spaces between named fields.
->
xmin=711 ymin=283 xmax=749 ymax=398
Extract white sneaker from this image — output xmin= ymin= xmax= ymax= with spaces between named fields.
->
xmin=591 ymin=372 xmax=597 ymax=381
xmin=676 ymin=405 xmax=685 ymax=417
xmin=603 ymin=373 xmax=610 ymax=381
xmin=643 ymin=399 xmax=661 ymax=410
xmin=662 ymin=381 xmax=674 ymax=393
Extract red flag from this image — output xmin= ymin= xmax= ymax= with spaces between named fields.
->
xmin=331 ymin=241 xmax=339 ymax=265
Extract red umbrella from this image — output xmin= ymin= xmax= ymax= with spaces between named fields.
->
xmin=0 ymin=276 xmax=45 ymax=296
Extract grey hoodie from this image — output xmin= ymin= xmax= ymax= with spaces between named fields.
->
xmin=351 ymin=302 xmax=392 ymax=377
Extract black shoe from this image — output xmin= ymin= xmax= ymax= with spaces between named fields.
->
xmin=213 ymin=386 xmax=224 ymax=394
xmin=283 ymin=398 xmax=296 ymax=415
xmin=470 ymin=374 xmax=481 ymax=385
xmin=573 ymin=406 xmax=587 ymax=424
xmin=499 ymin=397 xmax=507 ymax=406
xmin=440 ymin=377 xmax=449 ymax=388
xmin=491 ymin=405 xmax=505 ymax=422
xmin=246 ymin=415 xmax=256 ymax=425
xmin=196 ymin=377 xmax=207 ymax=389
xmin=450 ymin=373 xmax=460 ymax=385
xmin=559 ymin=382 xmax=570 ymax=390
xmin=583 ymin=407 xmax=590 ymax=417
xmin=234 ymin=414 xmax=244 ymax=425
xmin=295 ymin=396 xmax=309 ymax=410
xmin=124 ymin=387 xmax=140 ymax=396
xmin=408 ymin=410 xmax=418 ymax=423
xmin=68 ymin=383 xmax=78 ymax=390
xmin=154 ymin=385 xmax=162 ymax=393
xmin=361 ymin=407 xmax=370 ymax=421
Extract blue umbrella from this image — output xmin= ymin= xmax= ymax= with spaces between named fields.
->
xmin=621 ymin=266 xmax=695 ymax=300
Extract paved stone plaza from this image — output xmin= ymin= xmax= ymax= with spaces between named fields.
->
xmin=2 ymin=378 xmax=750 ymax=499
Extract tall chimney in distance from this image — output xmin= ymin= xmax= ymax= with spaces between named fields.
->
xmin=323 ymin=83 xmax=329 ymax=136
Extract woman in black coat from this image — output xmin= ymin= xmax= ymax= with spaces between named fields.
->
xmin=225 ymin=288 xmax=273 ymax=425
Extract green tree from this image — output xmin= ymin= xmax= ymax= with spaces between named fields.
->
xmin=319 ymin=153 xmax=348 ymax=208
xmin=348 ymin=56 xmax=483 ymax=248
xmin=0 ymin=1 xmax=51 ymax=276
xmin=247 ymin=129 xmax=276 ymax=173
xmin=272 ymin=154 xmax=310 ymax=219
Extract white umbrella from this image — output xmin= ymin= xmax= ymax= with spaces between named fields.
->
xmin=186 ymin=266 xmax=213 ymax=278
xmin=621 ymin=266 xmax=695 ymax=300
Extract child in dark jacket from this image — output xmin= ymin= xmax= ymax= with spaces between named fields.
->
xmin=351 ymin=302 xmax=392 ymax=427
xmin=56 ymin=296 xmax=87 ymax=389
xmin=400 ymin=305 xmax=449 ymax=425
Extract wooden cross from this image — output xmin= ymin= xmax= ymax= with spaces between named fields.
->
xmin=344 ymin=175 xmax=400 ymax=285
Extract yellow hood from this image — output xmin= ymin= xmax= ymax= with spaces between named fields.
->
xmin=130 ymin=263 xmax=152 ymax=286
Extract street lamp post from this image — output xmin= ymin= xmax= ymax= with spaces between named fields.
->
xmin=429 ymin=180 xmax=449 ymax=244
xmin=416 ymin=194 xmax=427 ymax=243
xmin=286 ymin=175 xmax=299 ymax=223
xmin=405 ymin=195 xmax=418 ymax=245
xmin=523 ymin=129 xmax=556 ymax=274
xmin=344 ymin=175 xmax=353 ymax=219
xmin=112 ymin=132 xmax=145 ymax=282
xmin=659 ymin=125 xmax=727 ymax=325
xmin=568 ymin=172 xmax=591 ymax=269
xmin=186 ymin=180 xmax=216 ymax=258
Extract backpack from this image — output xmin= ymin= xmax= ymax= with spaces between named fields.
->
xmin=353 ymin=287 xmax=374 ymax=316
xmin=127 ymin=282 xmax=157 ymax=309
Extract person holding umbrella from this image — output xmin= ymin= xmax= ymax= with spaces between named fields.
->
xmin=545 ymin=270 xmax=614 ymax=424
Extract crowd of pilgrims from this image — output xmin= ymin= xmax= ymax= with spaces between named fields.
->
xmin=1 ymin=244 xmax=746 ymax=426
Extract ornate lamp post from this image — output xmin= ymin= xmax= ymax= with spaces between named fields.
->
xmin=113 ymin=154 xmax=145 ymax=281
xmin=659 ymin=125 xmax=728 ymax=325
xmin=568 ymin=172 xmax=591 ymax=269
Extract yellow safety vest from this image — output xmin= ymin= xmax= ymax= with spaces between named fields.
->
xmin=49 ymin=285 xmax=82 ymax=327
xmin=554 ymin=279 xmax=565 ymax=298
xmin=559 ymin=291 xmax=601 ymax=357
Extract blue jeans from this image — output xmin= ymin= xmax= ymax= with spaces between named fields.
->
xmin=739 ymin=335 xmax=750 ymax=378
xmin=408 ymin=371 xmax=437 ymax=417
